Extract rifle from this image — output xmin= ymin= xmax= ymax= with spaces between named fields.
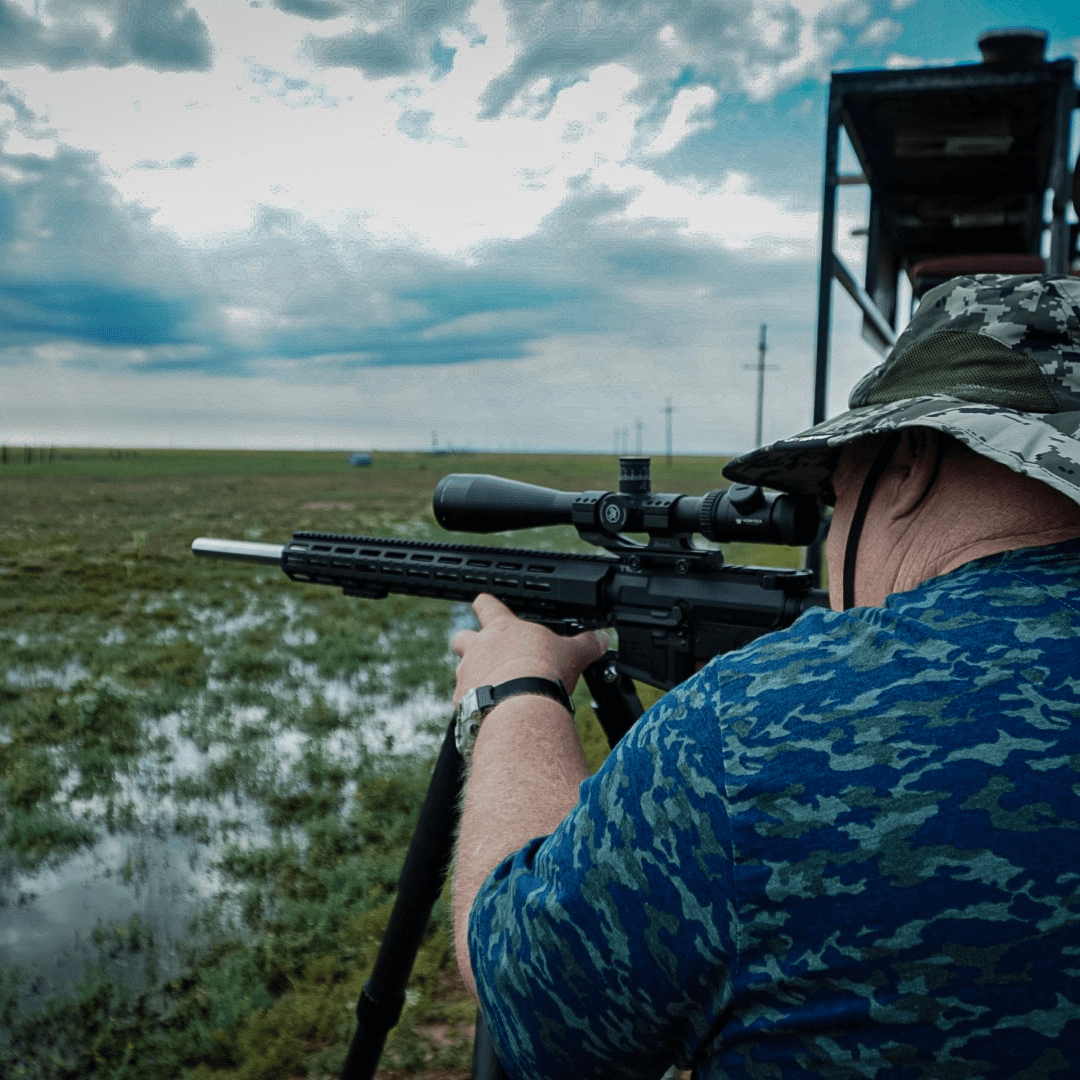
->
xmin=192 ymin=457 xmax=827 ymax=1079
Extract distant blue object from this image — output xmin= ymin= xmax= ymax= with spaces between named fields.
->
xmin=348 ymin=453 xmax=373 ymax=467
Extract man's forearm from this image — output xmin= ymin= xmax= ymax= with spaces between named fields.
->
xmin=452 ymin=695 xmax=589 ymax=1001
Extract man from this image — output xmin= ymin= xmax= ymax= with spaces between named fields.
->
xmin=450 ymin=274 xmax=1080 ymax=1078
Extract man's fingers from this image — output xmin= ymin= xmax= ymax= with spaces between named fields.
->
xmin=451 ymin=629 xmax=478 ymax=658
xmin=579 ymin=628 xmax=611 ymax=664
xmin=472 ymin=592 xmax=512 ymax=626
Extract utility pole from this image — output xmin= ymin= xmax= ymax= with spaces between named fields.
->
xmin=755 ymin=324 xmax=767 ymax=448
xmin=743 ymin=324 xmax=778 ymax=448
xmin=664 ymin=397 xmax=673 ymax=464
xmin=634 ymin=417 xmax=643 ymax=455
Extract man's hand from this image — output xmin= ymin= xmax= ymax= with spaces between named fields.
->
xmin=451 ymin=593 xmax=609 ymax=703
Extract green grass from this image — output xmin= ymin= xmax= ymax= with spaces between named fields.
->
xmin=0 ymin=448 xmax=805 ymax=1079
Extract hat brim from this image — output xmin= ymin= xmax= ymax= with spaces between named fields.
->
xmin=722 ymin=394 xmax=1080 ymax=506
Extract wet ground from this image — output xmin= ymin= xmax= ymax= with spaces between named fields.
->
xmin=1 ymin=593 xmax=463 ymax=1008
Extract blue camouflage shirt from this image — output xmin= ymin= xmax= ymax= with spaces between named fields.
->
xmin=469 ymin=540 xmax=1080 ymax=1079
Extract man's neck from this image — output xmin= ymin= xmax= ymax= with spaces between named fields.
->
xmin=861 ymin=454 xmax=1080 ymax=606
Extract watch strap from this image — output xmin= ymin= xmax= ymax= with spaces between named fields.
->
xmin=483 ymin=677 xmax=574 ymax=715
xmin=455 ymin=676 xmax=574 ymax=758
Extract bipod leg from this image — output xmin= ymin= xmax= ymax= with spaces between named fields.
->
xmin=339 ymin=716 xmax=467 ymax=1079
xmin=472 ymin=1011 xmax=512 ymax=1079
xmin=584 ymin=651 xmax=644 ymax=747
xmin=340 ymin=653 xmax=643 ymax=1080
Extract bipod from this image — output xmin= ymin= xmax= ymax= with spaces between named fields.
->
xmin=338 ymin=651 xmax=643 ymax=1080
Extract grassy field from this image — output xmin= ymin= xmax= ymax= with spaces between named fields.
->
xmin=0 ymin=448 xmax=805 ymax=1079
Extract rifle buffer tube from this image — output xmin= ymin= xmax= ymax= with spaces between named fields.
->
xmin=433 ymin=474 xmax=818 ymax=547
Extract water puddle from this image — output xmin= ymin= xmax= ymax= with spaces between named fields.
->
xmin=0 ymin=598 xmax=468 ymax=1006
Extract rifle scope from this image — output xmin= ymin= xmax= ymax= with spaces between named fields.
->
xmin=433 ymin=457 xmax=819 ymax=547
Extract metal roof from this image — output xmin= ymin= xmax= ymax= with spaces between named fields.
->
xmin=834 ymin=56 xmax=1076 ymax=268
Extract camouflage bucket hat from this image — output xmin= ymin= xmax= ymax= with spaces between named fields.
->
xmin=722 ymin=274 xmax=1080 ymax=506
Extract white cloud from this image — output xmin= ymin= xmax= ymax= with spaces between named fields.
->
xmin=645 ymin=85 xmax=719 ymax=157
xmin=596 ymin=166 xmax=819 ymax=257
xmin=858 ymin=17 xmax=902 ymax=45
xmin=884 ymin=51 xmax=926 ymax=68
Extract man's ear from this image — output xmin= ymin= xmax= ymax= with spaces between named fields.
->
xmin=877 ymin=427 xmax=943 ymax=520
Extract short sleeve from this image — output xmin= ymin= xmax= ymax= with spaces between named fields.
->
xmin=468 ymin=679 xmax=740 ymax=1080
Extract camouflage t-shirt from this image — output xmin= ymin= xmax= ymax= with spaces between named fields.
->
xmin=468 ymin=539 xmax=1080 ymax=1080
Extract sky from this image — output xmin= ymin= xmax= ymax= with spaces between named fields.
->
xmin=2 ymin=0 xmax=1079 ymax=455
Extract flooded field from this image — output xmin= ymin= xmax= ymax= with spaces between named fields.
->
xmin=1 ymin=591 xmax=451 ymax=1003
xmin=0 ymin=448 xmax=794 ymax=1078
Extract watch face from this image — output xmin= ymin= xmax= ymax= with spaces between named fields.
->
xmin=455 ymin=688 xmax=485 ymax=757
xmin=456 ymin=713 xmax=483 ymax=757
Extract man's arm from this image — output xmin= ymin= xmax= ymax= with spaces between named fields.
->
xmin=450 ymin=593 xmax=608 ymax=1000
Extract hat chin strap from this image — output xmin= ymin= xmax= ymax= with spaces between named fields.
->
xmin=841 ymin=432 xmax=901 ymax=611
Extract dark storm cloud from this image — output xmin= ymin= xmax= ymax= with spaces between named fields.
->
xmin=0 ymin=281 xmax=196 ymax=347
xmin=0 ymin=0 xmax=212 ymax=73
xmin=298 ymin=0 xmax=474 ymax=78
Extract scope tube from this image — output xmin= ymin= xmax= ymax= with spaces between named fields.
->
xmin=434 ymin=473 xmax=819 ymax=547
xmin=433 ymin=474 xmax=581 ymax=532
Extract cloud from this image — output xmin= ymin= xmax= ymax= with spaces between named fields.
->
xmin=0 ymin=0 xmax=213 ymax=72
xmin=0 ymin=92 xmax=815 ymax=384
xmin=131 ymin=152 xmax=198 ymax=170
xmin=248 ymin=62 xmax=342 ymax=107
xmin=271 ymin=0 xmax=345 ymax=19
xmin=300 ymin=0 xmax=476 ymax=79
xmin=858 ymin=17 xmax=901 ymax=45
xmin=0 ymin=92 xmax=215 ymax=359
xmin=0 ymin=280 xmax=196 ymax=347
xmin=477 ymin=0 xmax=876 ymax=119
xmin=645 ymin=84 xmax=718 ymax=157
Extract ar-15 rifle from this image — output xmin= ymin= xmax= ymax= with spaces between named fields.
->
xmin=192 ymin=456 xmax=827 ymax=1080
xmin=194 ymin=456 xmax=825 ymax=704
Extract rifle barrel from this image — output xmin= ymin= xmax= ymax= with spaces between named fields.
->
xmin=191 ymin=538 xmax=284 ymax=564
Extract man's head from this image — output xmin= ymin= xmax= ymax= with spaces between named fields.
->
xmin=723 ymin=273 xmax=1080 ymax=509
xmin=723 ymin=273 xmax=1080 ymax=607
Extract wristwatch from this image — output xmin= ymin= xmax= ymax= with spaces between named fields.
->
xmin=454 ymin=677 xmax=575 ymax=759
